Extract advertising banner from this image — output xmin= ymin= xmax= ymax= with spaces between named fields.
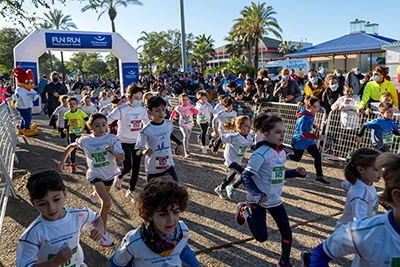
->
xmin=121 ymin=63 xmax=139 ymax=91
xmin=45 ymin=33 xmax=112 ymax=49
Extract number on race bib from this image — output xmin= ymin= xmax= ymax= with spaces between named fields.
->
xmin=155 ymin=156 xmax=170 ymax=170
xmin=373 ymin=202 xmax=379 ymax=217
xmin=47 ymin=246 xmax=78 ymax=267
xmin=91 ymin=151 xmax=110 ymax=168
xmin=129 ymin=120 xmax=141 ymax=132
xmin=72 ymin=126 xmax=82 ymax=134
xmin=226 ymin=116 xmax=234 ymax=123
xmin=271 ymin=166 xmax=285 ymax=184
xmin=183 ymin=116 xmax=192 ymax=124
xmin=390 ymin=257 xmax=400 ymax=267
xmin=238 ymin=145 xmax=247 ymax=157
xmin=383 ymin=134 xmax=393 ymax=145
xmin=199 ymin=115 xmax=207 ymax=122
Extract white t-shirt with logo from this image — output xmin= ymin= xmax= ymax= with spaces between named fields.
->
xmin=214 ymin=103 xmax=225 ymax=114
xmin=245 ymin=145 xmax=286 ymax=208
xmin=107 ymin=103 xmax=149 ymax=144
xmin=17 ymin=207 xmax=99 ymax=267
xmin=331 ymin=95 xmax=360 ymax=129
xmin=195 ymin=101 xmax=215 ymax=124
xmin=173 ymin=104 xmax=196 ymax=129
xmin=79 ymin=104 xmax=98 ymax=117
xmin=76 ymin=133 xmax=124 ymax=182
xmin=135 ymin=120 xmax=175 ymax=174
xmin=99 ymin=98 xmax=111 ymax=109
xmin=323 ymin=211 xmax=400 ymax=267
xmin=111 ymin=221 xmax=189 ymax=267
xmin=221 ymin=132 xmax=254 ymax=166
xmin=335 ymin=178 xmax=378 ymax=230
xmin=53 ymin=106 xmax=70 ymax=128
xmin=213 ymin=110 xmax=237 ymax=134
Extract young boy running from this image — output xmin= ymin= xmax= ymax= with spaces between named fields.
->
xmin=16 ymin=170 xmax=103 ymax=267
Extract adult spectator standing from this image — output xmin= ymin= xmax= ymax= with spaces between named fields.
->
xmin=290 ymin=69 xmax=299 ymax=84
xmin=358 ymin=71 xmax=372 ymax=97
xmin=357 ymin=66 xmax=398 ymax=114
xmin=227 ymin=81 xmax=242 ymax=99
xmin=220 ymin=68 xmax=235 ymax=95
xmin=235 ymin=73 xmax=244 ymax=89
xmin=38 ymin=76 xmax=48 ymax=114
xmin=182 ymin=73 xmax=189 ymax=83
xmin=206 ymin=70 xmax=214 ymax=83
xmin=242 ymin=79 xmax=256 ymax=101
xmin=335 ymin=69 xmax=345 ymax=87
xmin=71 ymin=76 xmax=84 ymax=92
xmin=213 ymin=77 xmax=223 ymax=95
xmin=273 ymin=69 xmax=301 ymax=104
xmin=353 ymin=67 xmax=365 ymax=81
xmin=5 ymin=82 xmax=14 ymax=96
xmin=257 ymin=69 xmax=275 ymax=101
xmin=303 ymin=70 xmax=326 ymax=100
xmin=319 ymin=66 xmax=327 ymax=80
xmin=253 ymin=78 xmax=274 ymax=105
xmin=299 ymin=68 xmax=305 ymax=85
xmin=321 ymin=74 xmax=343 ymax=114
xmin=41 ymin=71 xmax=67 ymax=118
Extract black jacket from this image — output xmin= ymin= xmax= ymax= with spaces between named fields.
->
xmin=322 ymin=86 xmax=343 ymax=114
xmin=42 ymin=82 xmax=67 ymax=109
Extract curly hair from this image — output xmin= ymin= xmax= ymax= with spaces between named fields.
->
xmin=223 ymin=115 xmax=249 ymax=131
xmin=324 ymin=73 xmax=339 ymax=89
xmin=137 ymin=178 xmax=189 ymax=220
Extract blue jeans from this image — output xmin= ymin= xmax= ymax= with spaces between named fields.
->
xmin=242 ymin=203 xmax=292 ymax=263
xmin=16 ymin=108 xmax=32 ymax=130
xmin=146 ymin=166 xmax=178 ymax=183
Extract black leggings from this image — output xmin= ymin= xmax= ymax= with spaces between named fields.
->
xmin=220 ymin=162 xmax=244 ymax=189
xmin=289 ymin=144 xmax=323 ymax=177
xmin=199 ymin=122 xmax=208 ymax=146
xmin=119 ymin=143 xmax=142 ymax=191
xmin=67 ymin=133 xmax=77 ymax=164
xmin=58 ymin=127 xmax=66 ymax=138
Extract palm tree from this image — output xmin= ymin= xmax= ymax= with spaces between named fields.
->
xmin=192 ymin=35 xmax=215 ymax=74
xmin=232 ymin=2 xmax=282 ymax=74
xmin=278 ymin=41 xmax=292 ymax=55
xmin=225 ymin=32 xmax=245 ymax=59
xmin=81 ymin=0 xmax=143 ymax=79
xmin=42 ymin=9 xmax=77 ymax=80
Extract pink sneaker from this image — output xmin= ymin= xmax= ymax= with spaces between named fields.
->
xmin=277 ymin=259 xmax=293 ymax=267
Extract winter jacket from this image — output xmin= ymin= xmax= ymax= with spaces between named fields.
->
xmin=360 ymin=79 xmax=398 ymax=109
xmin=291 ymin=109 xmax=318 ymax=150
xmin=273 ymin=80 xmax=301 ymax=103
xmin=304 ymin=79 xmax=326 ymax=100
xmin=322 ymin=86 xmax=343 ymax=114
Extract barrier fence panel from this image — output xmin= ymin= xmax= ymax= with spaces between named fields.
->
xmin=321 ymin=110 xmax=400 ymax=162
xmin=0 ymin=102 xmax=18 ymax=242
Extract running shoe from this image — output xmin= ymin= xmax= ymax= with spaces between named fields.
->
xmin=315 ymin=176 xmax=330 ymax=185
xmin=201 ymin=147 xmax=207 ymax=154
xmin=70 ymin=163 xmax=76 ymax=173
xmin=125 ymin=190 xmax=137 ymax=203
xmin=277 ymin=259 xmax=293 ymax=267
xmin=341 ymin=180 xmax=351 ymax=193
xmin=235 ymin=202 xmax=248 ymax=225
xmin=301 ymin=251 xmax=311 ymax=267
xmin=214 ymin=185 xmax=227 ymax=199
xmin=113 ymin=178 xmax=123 ymax=192
xmin=99 ymin=231 xmax=114 ymax=247
xmin=52 ymin=128 xmax=57 ymax=136
xmin=90 ymin=191 xmax=99 ymax=203
xmin=226 ymin=184 xmax=237 ymax=201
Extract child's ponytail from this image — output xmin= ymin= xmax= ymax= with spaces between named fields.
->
xmin=344 ymin=148 xmax=381 ymax=185
xmin=223 ymin=115 xmax=249 ymax=132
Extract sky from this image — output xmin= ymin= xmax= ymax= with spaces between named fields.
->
xmin=1 ymin=0 xmax=400 ymax=61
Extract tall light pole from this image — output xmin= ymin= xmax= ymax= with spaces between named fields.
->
xmin=179 ymin=0 xmax=187 ymax=73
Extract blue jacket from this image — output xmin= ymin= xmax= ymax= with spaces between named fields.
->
xmin=221 ymin=75 xmax=235 ymax=95
xmin=235 ymin=78 xmax=244 ymax=89
xmin=291 ymin=109 xmax=317 ymax=150
xmin=364 ymin=117 xmax=399 ymax=149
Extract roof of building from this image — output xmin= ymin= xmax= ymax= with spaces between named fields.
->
xmin=382 ymin=40 xmax=400 ymax=49
xmin=285 ymin=33 xmax=396 ymax=58
xmin=260 ymin=37 xmax=282 ymax=48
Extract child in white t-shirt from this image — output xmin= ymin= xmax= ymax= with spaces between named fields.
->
xmin=80 ymin=95 xmax=98 ymax=117
xmin=59 ymin=113 xmax=125 ymax=248
xmin=110 ymin=178 xmax=204 ymax=267
xmin=213 ymin=115 xmax=254 ymax=201
xmin=213 ymin=94 xmax=226 ymax=114
xmin=49 ymin=95 xmax=70 ymax=138
xmin=195 ymin=90 xmax=216 ymax=153
xmin=16 ymin=170 xmax=103 ymax=267
xmin=212 ymin=97 xmax=237 ymax=136
xmin=302 ymin=152 xmax=400 ymax=267
xmin=99 ymin=91 xmax=111 ymax=110
xmin=251 ymin=109 xmax=272 ymax=144
xmin=158 ymin=87 xmax=170 ymax=118
xmin=169 ymin=93 xmax=198 ymax=157
xmin=73 ymin=87 xmax=83 ymax=103
xmin=136 ymin=96 xmax=184 ymax=182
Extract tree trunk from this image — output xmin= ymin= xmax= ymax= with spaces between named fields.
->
xmin=61 ymin=51 xmax=65 ymax=82
xmin=111 ymin=19 xmax=120 ymax=80
xmin=254 ymin=37 xmax=259 ymax=77
xmin=48 ymin=51 xmax=53 ymax=73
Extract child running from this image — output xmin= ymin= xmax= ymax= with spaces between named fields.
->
xmin=110 ymin=178 xmax=205 ymax=267
xmin=302 ymin=152 xmax=400 ymax=267
xmin=136 ymin=96 xmax=184 ymax=182
xmin=195 ymin=90 xmax=215 ymax=153
xmin=73 ymin=88 xmax=82 ymax=103
xmin=214 ymin=94 xmax=226 ymax=114
xmin=107 ymin=84 xmax=149 ymax=202
xmin=213 ymin=97 xmax=237 ymax=136
xmin=288 ymin=95 xmax=329 ymax=185
xmin=99 ymin=91 xmax=111 ymax=110
xmin=63 ymin=96 xmax=89 ymax=173
xmin=59 ymin=113 xmax=125 ymax=248
xmin=16 ymin=170 xmax=103 ymax=266
xmin=236 ymin=115 xmax=306 ymax=267
xmin=158 ymin=87 xmax=170 ymax=118
xmin=49 ymin=95 xmax=69 ymax=137
xmin=355 ymin=102 xmax=400 ymax=153
xmin=213 ymin=115 xmax=254 ymax=201
xmin=251 ymin=109 xmax=272 ymax=144
xmin=80 ymin=95 xmax=98 ymax=118
xmin=169 ymin=93 xmax=198 ymax=158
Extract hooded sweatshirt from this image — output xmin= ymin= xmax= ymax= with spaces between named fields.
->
xmin=291 ymin=109 xmax=319 ymax=150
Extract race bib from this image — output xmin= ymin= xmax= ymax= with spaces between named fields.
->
xmin=129 ymin=120 xmax=141 ymax=132
xmin=183 ymin=116 xmax=192 ymax=125
xmin=383 ymin=134 xmax=393 ymax=145
xmin=199 ymin=115 xmax=207 ymax=123
xmin=155 ymin=155 xmax=170 ymax=170
xmin=226 ymin=116 xmax=234 ymax=123
xmin=72 ymin=126 xmax=82 ymax=134
xmin=238 ymin=145 xmax=247 ymax=158
xmin=91 ymin=151 xmax=110 ymax=168
xmin=47 ymin=246 xmax=78 ymax=267
xmin=390 ymin=257 xmax=400 ymax=267
xmin=271 ymin=166 xmax=285 ymax=184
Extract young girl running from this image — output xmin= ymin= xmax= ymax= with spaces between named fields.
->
xmin=99 ymin=91 xmax=111 ymax=110
xmin=236 ymin=115 xmax=306 ymax=267
xmin=49 ymin=95 xmax=69 ymax=137
xmin=158 ymin=87 xmax=170 ymax=118
xmin=251 ymin=109 xmax=272 ymax=144
xmin=213 ymin=97 xmax=237 ymax=136
xmin=80 ymin=95 xmax=98 ymax=118
xmin=169 ymin=93 xmax=198 ymax=157
xmin=58 ymin=113 xmax=125 ymax=248
xmin=195 ymin=90 xmax=215 ymax=153
xmin=213 ymin=115 xmax=254 ymax=201
xmin=302 ymin=152 xmax=400 ymax=267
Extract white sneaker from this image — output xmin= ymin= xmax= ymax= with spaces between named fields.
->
xmin=197 ymin=134 xmax=202 ymax=146
xmin=201 ymin=147 xmax=207 ymax=154
xmin=99 ymin=231 xmax=114 ymax=247
xmin=90 ymin=191 xmax=99 ymax=203
xmin=125 ymin=190 xmax=137 ymax=203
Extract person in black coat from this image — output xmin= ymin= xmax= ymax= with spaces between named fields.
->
xmin=41 ymin=71 xmax=67 ymax=118
xmin=321 ymin=74 xmax=343 ymax=114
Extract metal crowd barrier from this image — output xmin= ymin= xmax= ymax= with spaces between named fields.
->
xmin=0 ymin=102 xmax=19 ymax=241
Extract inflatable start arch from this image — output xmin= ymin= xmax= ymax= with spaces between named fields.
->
xmin=14 ymin=29 xmax=139 ymax=113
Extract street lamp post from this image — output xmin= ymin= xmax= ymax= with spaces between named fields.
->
xmin=179 ymin=0 xmax=187 ymax=73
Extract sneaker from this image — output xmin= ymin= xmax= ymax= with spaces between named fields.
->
xmin=277 ymin=259 xmax=293 ymax=267
xmin=341 ymin=180 xmax=351 ymax=193
xmin=99 ymin=231 xmax=114 ymax=247
xmin=90 ymin=191 xmax=99 ymax=203
xmin=315 ymin=175 xmax=330 ymax=185
xmin=184 ymin=153 xmax=191 ymax=158
xmin=235 ymin=202 xmax=248 ymax=225
xmin=209 ymin=139 xmax=215 ymax=149
xmin=301 ymin=251 xmax=311 ymax=267
xmin=226 ymin=185 xmax=237 ymax=201
xmin=214 ymin=185 xmax=227 ymax=199
xmin=70 ymin=163 xmax=76 ymax=173
xmin=113 ymin=178 xmax=123 ymax=192
xmin=197 ymin=134 xmax=202 ymax=146
xmin=125 ymin=190 xmax=137 ymax=203
xmin=52 ymin=128 xmax=57 ymax=136
xmin=286 ymin=153 xmax=295 ymax=161
xmin=201 ymin=147 xmax=207 ymax=154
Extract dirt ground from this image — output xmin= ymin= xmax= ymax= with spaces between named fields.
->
xmin=0 ymin=113 xmax=387 ymax=267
